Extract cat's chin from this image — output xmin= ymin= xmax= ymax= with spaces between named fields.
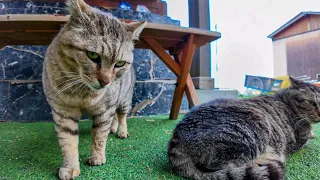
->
xmin=89 ymin=86 xmax=105 ymax=91
xmin=86 ymin=84 xmax=106 ymax=91
xmin=312 ymin=118 xmax=320 ymax=123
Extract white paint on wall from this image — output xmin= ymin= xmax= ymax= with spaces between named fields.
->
xmin=164 ymin=0 xmax=320 ymax=92
xmin=272 ymin=39 xmax=288 ymax=77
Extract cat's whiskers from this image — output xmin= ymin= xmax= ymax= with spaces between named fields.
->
xmin=71 ymin=81 xmax=87 ymax=94
xmin=292 ymin=114 xmax=308 ymax=121
xmin=54 ymin=82 xmax=83 ymax=98
xmin=54 ymin=75 xmax=79 ymax=82
xmin=83 ymin=74 xmax=91 ymax=79
xmin=46 ymin=76 xmax=81 ymax=95
xmin=54 ymin=77 xmax=82 ymax=88
xmin=81 ymin=74 xmax=94 ymax=84
xmin=51 ymin=71 xmax=79 ymax=74
xmin=54 ymin=79 xmax=84 ymax=97
xmin=59 ymin=79 xmax=83 ymax=92
xmin=294 ymin=116 xmax=310 ymax=129
xmin=78 ymin=82 xmax=89 ymax=95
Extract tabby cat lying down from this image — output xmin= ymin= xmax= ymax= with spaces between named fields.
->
xmin=168 ymin=77 xmax=318 ymax=180
xmin=42 ymin=0 xmax=146 ymax=179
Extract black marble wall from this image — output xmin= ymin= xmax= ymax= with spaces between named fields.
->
xmin=0 ymin=1 xmax=188 ymax=121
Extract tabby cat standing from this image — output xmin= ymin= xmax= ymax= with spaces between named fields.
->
xmin=42 ymin=0 xmax=146 ymax=179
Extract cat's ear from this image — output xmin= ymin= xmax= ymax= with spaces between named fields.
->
xmin=127 ymin=21 xmax=147 ymax=40
xmin=290 ymin=76 xmax=306 ymax=89
xmin=66 ymin=0 xmax=91 ymax=15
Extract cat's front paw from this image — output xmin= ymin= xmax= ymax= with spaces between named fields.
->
xmin=118 ymin=131 xmax=129 ymax=138
xmin=87 ymin=155 xmax=106 ymax=166
xmin=59 ymin=167 xmax=80 ymax=180
xmin=118 ymin=125 xmax=129 ymax=138
xmin=110 ymin=126 xmax=117 ymax=134
xmin=309 ymin=131 xmax=316 ymax=139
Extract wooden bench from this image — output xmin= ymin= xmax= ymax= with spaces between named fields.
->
xmin=0 ymin=14 xmax=221 ymax=120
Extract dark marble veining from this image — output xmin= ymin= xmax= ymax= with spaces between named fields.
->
xmin=0 ymin=82 xmax=52 ymax=122
xmin=0 ymin=0 xmax=187 ymax=121
xmin=132 ymin=49 xmax=176 ymax=81
xmin=132 ymin=82 xmax=188 ymax=116
xmin=0 ymin=1 xmax=68 ymax=15
xmin=0 ymin=1 xmax=180 ymax=26
xmin=0 ymin=46 xmax=47 ymax=80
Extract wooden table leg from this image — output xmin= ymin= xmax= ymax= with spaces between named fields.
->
xmin=143 ymin=38 xmax=181 ymax=77
xmin=143 ymin=35 xmax=197 ymax=120
xmin=169 ymin=34 xmax=196 ymax=119
xmin=173 ymin=54 xmax=200 ymax=109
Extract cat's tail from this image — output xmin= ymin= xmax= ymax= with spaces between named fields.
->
xmin=168 ymin=139 xmax=285 ymax=180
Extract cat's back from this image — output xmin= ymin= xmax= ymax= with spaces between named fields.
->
xmin=174 ymin=95 xmax=289 ymax=141
xmin=179 ymin=95 xmax=279 ymax=123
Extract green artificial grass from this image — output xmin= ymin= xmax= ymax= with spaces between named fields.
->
xmin=0 ymin=116 xmax=320 ymax=180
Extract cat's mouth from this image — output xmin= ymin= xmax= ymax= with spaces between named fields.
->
xmin=87 ymin=83 xmax=106 ymax=91
xmin=313 ymin=118 xmax=320 ymax=123
xmin=80 ymin=75 xmax=107 ymax=91
xmin=311 ymin=113 xmax=320 ymax=123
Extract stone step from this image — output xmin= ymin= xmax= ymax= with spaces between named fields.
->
xmin=196 ymin=89 xmax=239 ymax=104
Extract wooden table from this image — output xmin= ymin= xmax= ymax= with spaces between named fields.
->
xmin=0 ymin=14 xmax=221 ymax=120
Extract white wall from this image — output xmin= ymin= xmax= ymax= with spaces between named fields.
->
xmin=164 ymin=0 xmax=320 ymax=93
xmin=272 ymin=39 xmax=288 ymax=77
xmin=164 ymin=0 xmax=189 ymax=27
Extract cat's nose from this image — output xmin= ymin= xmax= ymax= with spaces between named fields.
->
xmin=98 ymin=79 xmax=109 ymax=87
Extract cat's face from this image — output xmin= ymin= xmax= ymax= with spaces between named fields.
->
xmin=289 ymin=77 xmax=320 ymax=123
xmin=57 ymin=0 xmax=146 ymax=90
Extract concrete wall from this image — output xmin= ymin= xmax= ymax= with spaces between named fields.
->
xmin=273 ymin=38 xmax=288 ymax=77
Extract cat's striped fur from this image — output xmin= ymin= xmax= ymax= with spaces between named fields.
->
xmin=42 ymin=0 xmax=146 ymax=179
xmin=168 ymin=77 xmax=319 ymax=180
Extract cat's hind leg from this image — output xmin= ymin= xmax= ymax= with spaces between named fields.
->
xmin=115 ymin=99 xmax=132 ymax=138
xmin=253 ymin=146 xmax=285 ymax=180
xmin=117 ymin=113 xmax=129 ymax=138
xmin=110 ymin=112 xmax=129 ymax=138
xmin=110 ymin=115 xmax=118 ymax=134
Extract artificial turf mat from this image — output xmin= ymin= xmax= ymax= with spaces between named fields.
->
xmin=0 ymin=116 xmax=320 ymax=180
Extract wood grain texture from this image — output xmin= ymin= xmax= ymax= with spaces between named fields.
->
xmin=274 ymin=14 xmax=320 ymax=40
xmin=143 ymin=38 xmax=181 ymax=77
xmin=170 ymin=34 xmax=196 ymax=120
xmin=286 ymin=30 xmax=320 ymax=78
xmin=0 ymin=14 xmax=220 ymax=121
xmin=0 ymin=14 xmax=221 ymax=49
xmin=173 ymin=54 xmax=200 ymax=109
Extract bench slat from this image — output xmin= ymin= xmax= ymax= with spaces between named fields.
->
xmin=0 ymin=14 xmax=221 ymax=49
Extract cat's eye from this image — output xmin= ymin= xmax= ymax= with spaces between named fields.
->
xmin=115 ymin=61 xmax=126 ymax=68
xmin=308 ymin=100 xmax=318 ymax=107
xmin=86 ymin=51 xmax=101 ymax=64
